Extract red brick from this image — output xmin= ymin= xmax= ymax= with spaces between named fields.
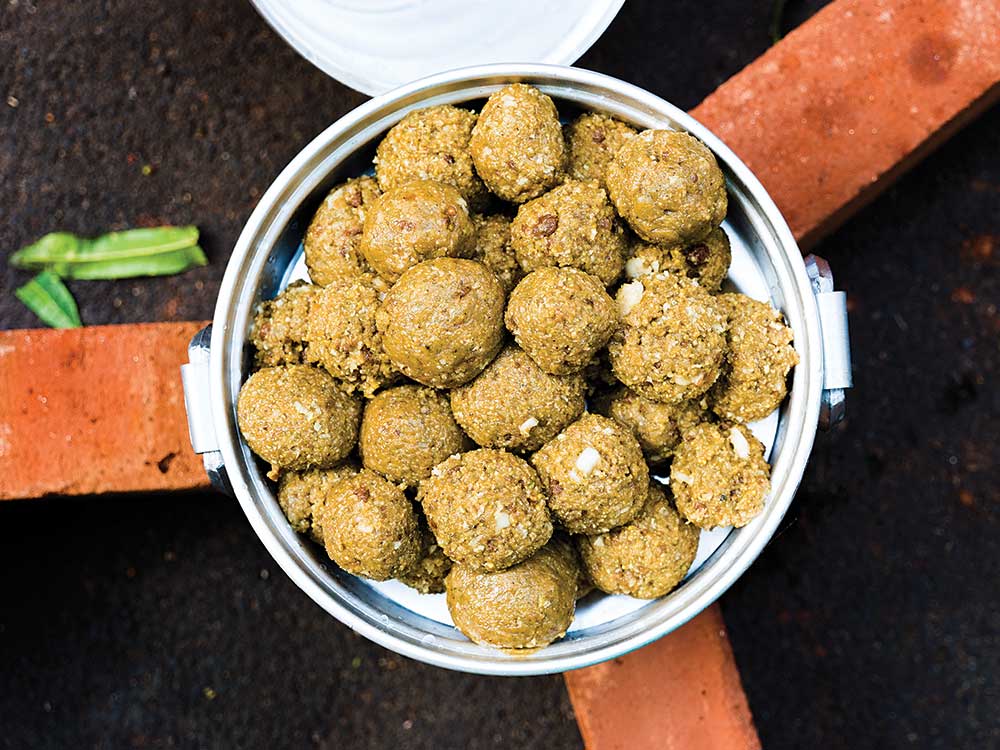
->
xmin=565 ymin=605 xmax=759 ymax=750
xmin=0 ymin=322 xmax=210 ymax=499
xmin=692 ymin=0 xmax=1000 ymax=248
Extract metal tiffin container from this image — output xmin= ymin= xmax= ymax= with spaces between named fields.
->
xmin=181 ymin=65 xmax=853 ymax=675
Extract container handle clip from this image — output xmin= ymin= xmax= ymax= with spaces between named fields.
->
xmin=804 ymin=255 xmax=853 ymax=430
xmin=180 ymin=324 xmax=233 ymax=496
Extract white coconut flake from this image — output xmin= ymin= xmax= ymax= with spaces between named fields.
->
xmin=673 ymin=471 xmax=695 ymax=485
xmin=494 ymin=510 xmax=511 ymax=530
xmin=730 ymin=427 xmax=751 ymax=459
xmin=575 ymin=446 xmax=601 ymax=476
xmin=618 ymin=281 xmax=645 ymax=316
xmin=625 ymin=256 xmax=657 ymax=278
xmin=519 ymin=417 xmax=539 ymax=436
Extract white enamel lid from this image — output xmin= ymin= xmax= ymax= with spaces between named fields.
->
xmin=250 ymin=0 xmax=626 ymax=95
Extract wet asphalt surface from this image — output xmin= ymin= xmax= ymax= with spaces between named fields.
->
xmin=1 ymin=1 xmax=997 ymax=748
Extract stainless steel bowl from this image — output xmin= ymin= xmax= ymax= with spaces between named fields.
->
xmin=181 ymin=64 xmax=852 ymax=675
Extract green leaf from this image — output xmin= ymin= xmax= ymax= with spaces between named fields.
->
xmin=15 ymin=271 xmax=82 ymax=329
xmin=9 ymin=226 xmax=205 ymax=279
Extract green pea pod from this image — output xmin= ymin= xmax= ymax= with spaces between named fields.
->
xmin=58 ymin=244 xmax=208 ymax=279
xmin=9 ymin=226 xmax=206 ymax=279
xmin=14 ymin=271 xmax=82 ymax=329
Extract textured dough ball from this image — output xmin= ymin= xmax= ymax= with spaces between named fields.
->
xmin=317 ymin=469 xmax=422 ymax=580
xmin=505 ymin=267 xmax=618 ymax=375
xmin=306 ymin=277 xmax=397 ymax=397
xmin=709 ymin=293 xmax=799 ymax=423
xmin=605 ymin=388 xmax=707 ymax=465
xmin=277 ymin=464 xmax=360 ymax=543
xmin=418 ymin=449 xmax=553 ymax=572
xmin=671 ymin=422 xmax=770 ymax=529
xmin=360 ymin=180 xmax=475 ymax=283
xmin=469 ymin=84 xmax=566 ymax=203
xmin=376 ymin=258 xmax=505 ymax=388
xmin=577 ymin=484 xmax=699 ymax=598
xmin=626 ymin=226 xmax=732 ymax=292
xmin=304 ymin=176 xmax=385 ymax=289
xmin=607 ymin=129 xmax=727 ymax=245
xmin=445 ymin=539 xmax=578 ymax=651
xmin=397 ymin=519 xmax=453 ymax=594
xmin=236 ymin=365 xmax=361 ymax=478
xmin=360 ymin=384 xmax=469 ymax=487
xmin=450 ymin=347 xmax=586 ymax=452
xmin=374 ymin=105 xmax=488 ymax=209
xmin=564 ymin=112 xmax=637 ymax=190
xmin=471 ymin=213 xmax=522 ymax=292
xmin=531 ymin=413 xmax=648 ymax=535
xmin=609 ymin=273 xmax=727 ymax=404
xmin=250 ymin=281 xmax=319 ymax=368
xmin=511 ymin=180 xmax=627 ymax=286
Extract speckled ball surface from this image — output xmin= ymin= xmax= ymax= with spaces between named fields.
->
xmin=303 ymin=176 xmax=385 ymax=289
xmin=671 ymin=422 xmax=770 ymax=529
xmin=505 ymin=266 xmax=618 ymax=375
xmin=236 ymin=365 xmax=361 ymax=478
xmin=359 ymin=385 xmax=469 ymax=487
xmin=360 ymin=180 xmax=475 ymax=283
xmin=469 ymin=84 xmax=566 ymax=203
xmin=318 ymin=468 xmax=422 ymax=580
xmin=531 ymin=414 xmax=649 ymax=535
xmin=607 ymin=129 xmax=727 ymax=246
xmin=445 ymin=539 xmax=578 ymax=651
xmin=418 ymin=448 xmax=552 ymax=572
xmin=577 ymin=484 xmax=699 ymax=599
xmin=376 ymin=258 xmax=505 ymax=388
xmin=450 ymin=347 xmax=586 ymax=452
xmin=511 ymin=180 xmax=627 ymax=286
xmin=609 ymin=273 xmax=727 ymax=404
xmin=375 ymin=105 xmax=488 ymax=209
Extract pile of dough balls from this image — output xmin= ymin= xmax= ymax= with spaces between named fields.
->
xmin=238 ymin=85 xmax=799 ymax=653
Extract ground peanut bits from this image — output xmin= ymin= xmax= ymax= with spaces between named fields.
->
xmin=670 ymin=422 xmax=770 ymax=529
xmin=609 ymin=272 xmax=728 ymax=404
xmin=236 ymin=90 xmax=798 ymax=652
xmin=531 ymin=414 xmax=649 ymax=535
xmin=375 ymin=105 xmax=488 ymax=209
xmin=709 ymin=293 xmax=799 ymax=423
xmin=418 ymin=449 xmax=553 ymax=573
xmin=577 ymin=484 xmax=699 ymax=599
xmin=469 ymin=83 xmax=565 ymax=203
xmin=303 ymin=176 xmax=385 ymax=290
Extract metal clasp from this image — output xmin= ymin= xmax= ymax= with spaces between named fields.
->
xmin=180 ymin=325 xmax=233 ymax=496
xmin=804 ymin=255 xmax=853 ymax=430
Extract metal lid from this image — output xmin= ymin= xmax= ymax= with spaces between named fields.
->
xmin=250 ymin=0 xmax=625 ymax=95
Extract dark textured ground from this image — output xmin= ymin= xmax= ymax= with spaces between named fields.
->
xmin=1 ymin=1 xmax=997 ymax=748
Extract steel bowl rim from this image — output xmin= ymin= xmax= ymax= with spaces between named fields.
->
xmin=210 ymin=63 xmax=822 ymax=676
